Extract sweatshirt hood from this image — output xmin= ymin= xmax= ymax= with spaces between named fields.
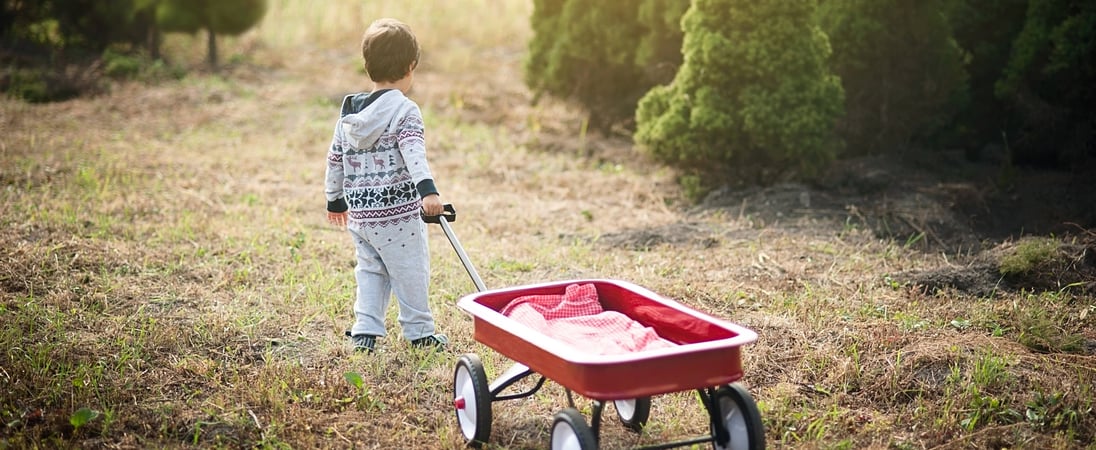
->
xmin=339 ymin=90 xmax=406 ymax=150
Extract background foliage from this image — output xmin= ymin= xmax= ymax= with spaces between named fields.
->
xmin=1 ymin=0 xmax=266 ymax=101
xmin=525 ymin=0 xmax=648 ymax=129
xmin=3 ymin=0 xmax=1095 ymax=182
xmin=634 ymin=0 xmax=844 ymax=184
xmin=523 ymin=0 xmax=1095 ymax=187
xmin=947 ymin=0 xmax=1030 ymax=157
xmin=993 ymin=0 xmax=1096 ymax=165
xmin=525 ymin=0 xmax=689 ymax=129
xmin=817 ymin=0 xmax=968 ymax=157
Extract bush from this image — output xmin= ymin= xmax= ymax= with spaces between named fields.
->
xmin=3 ymin=66 xmax=99 ymax=103
xmin=635 ymin=0 xmax=689 ymax=86
xmin=526 ymin=0 xmax=645 ymax=129
xmin=818 ymin=0 xmax=969 ymax=156
xmin=634 ymin=0 xmax=844 ymax=186
xmin=101 ymin=48 xmax=185 ymax=82
xmin=994 ymin=0 xmax=1096 ymax=165
xmin=4 ymin=69 xmax=53 ymax=103
xmin=102 ymin=49 xmax=145 ymax=79
xmin=1 ymin=0 xmax=159 ymax=102
xmin=947 ymin=0 xmax=1030 ymax=153
xmin=525 ymin=0 xmax=688 ymax=130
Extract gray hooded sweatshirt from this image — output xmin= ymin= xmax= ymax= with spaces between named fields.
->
xmin=324 ymin=90 xmax=438 ymax=229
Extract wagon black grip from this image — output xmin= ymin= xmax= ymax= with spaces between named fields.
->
xmin=422 ymin=203 xmax=456 ymax=223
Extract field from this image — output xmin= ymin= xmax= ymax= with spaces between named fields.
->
xmin=2 ymin=1 xmax=1095 ymax=449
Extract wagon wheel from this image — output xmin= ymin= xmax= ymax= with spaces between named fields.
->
xmin=550 ymin=408 xmax=597 ymax=450
xmin=453 ymin=353 xmax=492 ymax=447
xmin=710 ymin=384 xmax=764 ymax=450
xmin=613 ymin=397 xmax=651 ymax=432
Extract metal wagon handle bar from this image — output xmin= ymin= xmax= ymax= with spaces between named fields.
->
xmin=423 ymin=204 xmax=487 ymax=292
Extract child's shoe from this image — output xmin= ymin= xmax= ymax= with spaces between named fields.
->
xmin=345 ymin=331 xmax=378 ymax=353
xmin=410 ymin=334 xmax=448 ymax=350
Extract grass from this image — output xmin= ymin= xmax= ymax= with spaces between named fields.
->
xmin=1000 ymin=237 xmax=1062 ymax=277
xmin=2 ymin=0 xmax=1095 ymax=449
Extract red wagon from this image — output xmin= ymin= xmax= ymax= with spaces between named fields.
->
xmin=429 ymin=208 xmax=764 ymax=449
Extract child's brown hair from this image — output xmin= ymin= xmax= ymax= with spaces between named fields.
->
xmin=361 ymin=18 xmax=420 ymax=83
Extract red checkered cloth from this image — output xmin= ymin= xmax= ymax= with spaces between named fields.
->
xmin=500 ymin=283 xmax=676 ymax=355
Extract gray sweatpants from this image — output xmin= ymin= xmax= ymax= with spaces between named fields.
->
xmin=347 ymin=220 xmax=436 ymax=340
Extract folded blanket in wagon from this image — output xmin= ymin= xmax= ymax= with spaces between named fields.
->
xmin=500 ymin=283 xmax=676 ymax=355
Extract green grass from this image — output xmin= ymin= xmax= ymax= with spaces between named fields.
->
xmin=1000 ymin=237 xmax=1061 ymax=276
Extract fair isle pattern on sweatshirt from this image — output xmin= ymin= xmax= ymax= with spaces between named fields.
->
xmin=327 ymin=101 xmax=430 ymax=229
xmin=341 ymin=114 xmax=420 ymax=227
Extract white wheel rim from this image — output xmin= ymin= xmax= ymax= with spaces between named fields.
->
xmin=454 ymin=366 xmax=478 ymax=439
xmin=551 ymin=421 xmax=581 ymax=450
xmin=715 ymin=396 xmax=749 ymax=450
xmin=614 ymin=399 xmax=636 ymax=421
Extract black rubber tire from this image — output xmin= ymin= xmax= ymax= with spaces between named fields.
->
xmin=453 ymin=353 xmax=492 ymax=447
xmin=710 ymin=384 xmax=765 ymax=450
xmin=550 ymin=407 xmax=597 ymax=450
xmin=613 ymin=397 xmax=651 ymax=432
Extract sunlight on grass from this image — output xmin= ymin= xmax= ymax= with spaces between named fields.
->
xmin=258 ymin=0 xmax=531 ymax=73
xmin=999 ymin=237 xmax=1061 ymax=276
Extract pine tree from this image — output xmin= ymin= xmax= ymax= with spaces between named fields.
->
xmin=156 ymin=0 xmax=267 ymax=70
xmin=818 ymin=0 xmax=968 ymax=155
xmin=635 ymin=0 xmax=689 ymax=86
xmin=995 ymin=0 xmax=1096 ymax=164
xmin=526 ymin=0 xmax=660 ymax=129
xmin=947 ymin=0 xmax=1029 ymax=152
xmin=634 ymin=0 xmax=844 ymax=183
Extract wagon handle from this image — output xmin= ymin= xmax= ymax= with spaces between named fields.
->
xmin=421 ymin=203 xmax=456 ymax=224
xmin=424 ymin=204 xmax=487 ymax=293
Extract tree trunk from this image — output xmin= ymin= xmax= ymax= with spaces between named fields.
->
xmin=207 ymin=29 xmax=218 ymax=71
xmin=148 ymin=26 xmax=162 ymax=61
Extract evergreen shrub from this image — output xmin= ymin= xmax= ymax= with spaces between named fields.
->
xmin=818 ymin=0 xmax=968 ymax=156
xmin=634 ymin=0 xmax=844 ymax=185
xmin=526 ymin=0 xmax=688 ymax=129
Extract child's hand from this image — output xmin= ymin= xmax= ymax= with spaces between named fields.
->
xmin=327 ymin=211 xmax=348 ymax=227
xmin=421 ymin=194 xmax=443 ymax=216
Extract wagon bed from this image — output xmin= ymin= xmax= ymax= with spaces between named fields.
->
xmin=457 ymin=279 xmax=758 ymax=400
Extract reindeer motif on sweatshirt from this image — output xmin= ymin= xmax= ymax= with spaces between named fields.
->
xmin=324 ymin=90 xmax=437 ymax=229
